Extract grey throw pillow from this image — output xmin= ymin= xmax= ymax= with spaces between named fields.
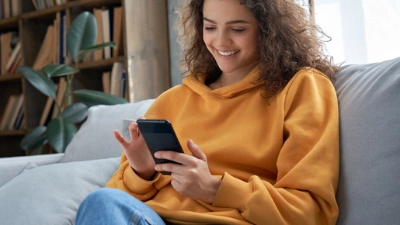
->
xmin=60 ymin=99 xmax=154 ymax=163
xmin=0 ymin=157 xmax=120 ymax=225
xmin=334 ymin=57 xmax=400 ymax=224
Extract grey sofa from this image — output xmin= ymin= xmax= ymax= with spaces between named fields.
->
xmin=0 ymin=57 xmax=399 ymax=225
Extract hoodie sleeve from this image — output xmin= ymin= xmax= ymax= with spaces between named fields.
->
xmin=106 ymin=154 xmax=172 ymax=201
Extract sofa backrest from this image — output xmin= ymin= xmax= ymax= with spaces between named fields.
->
xmin=60 ymin=99 xmax=155 ymax=163
xmin=333 ymin=57 xmax=400 ymax=224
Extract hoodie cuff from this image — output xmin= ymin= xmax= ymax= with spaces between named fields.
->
xmin=212 ymin=172 xmax=253 ymax=211
xmin=123 ymin=164 xmax=161 ymax=195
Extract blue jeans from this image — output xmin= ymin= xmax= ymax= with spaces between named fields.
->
xmin=75 ymin=188 xmax=166 ymax=225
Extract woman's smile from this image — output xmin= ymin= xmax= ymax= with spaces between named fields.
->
xmin=218 ymin=50 xmax=240 ymax=57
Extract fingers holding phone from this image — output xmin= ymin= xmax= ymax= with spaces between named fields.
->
xmin=115 ymin=118 xmax=156 ymax=180
xmin=154 ymin=139 xmax=221 ymax=203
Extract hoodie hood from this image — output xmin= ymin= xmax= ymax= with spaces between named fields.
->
xmin=183 ymin=66 xmax=261 ymax=99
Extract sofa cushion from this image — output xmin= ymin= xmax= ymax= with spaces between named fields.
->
xmin=60 ymin=99 xmax=154 ymax=163
xmin=333 ymin=57 xmax=400 ymax=224
xmin=0 ymin=154 xmax=64 ymax=187
xmin=0 ymin=157 xmax=120 ymax=225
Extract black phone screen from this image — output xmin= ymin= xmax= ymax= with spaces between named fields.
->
xmin=137 ymin=119 xmax=184 ymax=166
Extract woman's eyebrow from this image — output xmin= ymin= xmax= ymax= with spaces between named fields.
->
xmin=203 ymin=17 xmax=250 ymax=25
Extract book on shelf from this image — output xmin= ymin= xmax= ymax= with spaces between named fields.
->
xmin=13 ymin=103 xmax=24 ymax=130
xmin=54 ymin=11 xmax=67 ymax=64
xmin=40 ymin=97 xmax=54 ymax=125
xmin=102 ymin=71 xmax=111 ymax=94
xmin=46 ymin=0 xmax=55 ymax=7
xmin=101 ymin=8 xmax=112 ymax=59
xmin=0 ymin=94 xmax=22 ymax=131
xmin=110 ymin=62 xmax=125 ymax=97
xmin=122 ymin=69 xmax=128 ymax=99
xmin=54 ymin=11 xmax=60 ymax=64
xmin=39 ymin=84 xmax=58 ymax=126
xmin=62 ymin=12 xmax=67 ymax=64
xmin=5 ymin=41 xmax=21 ymax=73
xmin=93 ymin=8 xmax=104 ymax=61
xmin=90 ymin=6 xmax=122 ymax=62
xmin=31 ymin=0 xmax=39 ymax=10
xmin=0 ymin=33 xmax=1 ymax=74
xmin=32 ymin=0 xmax=65 ymax=11
xmin=32 ymin=11 xmax=66 ymax=71
xmin=3 ymin=0 xmax=11 ymax=19
xmin=10 ymin=0 xmax=21 ymax=17
xmin=51 ymin=77 xmax=67 ymax=118
xmin=7 ymin=49 xmax=23 ymax=74
xmin=55 ymin=0 xmax=67 ymax=6
xmin=7 ymin=94 xmax=23 ymax=130
xmin=53 ymin=0 xmax=60 ymax=6
xmin=113 ymin=6 xmax=123 ymax=57
xmin=0 ymin=0 xmax=3 ymax=19
xmin=59 ymin=11 xmax=68 ymax=64
xmin=0 ymin=0 xmax=22 ymax=18
xmin=33 ymin=25 xmax=56 ymax=70
xmin=0 ymin=32 xmax=16 ymax=75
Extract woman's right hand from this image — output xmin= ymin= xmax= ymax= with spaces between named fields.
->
xmin=113 ymin=118 xmax=156 ymax=180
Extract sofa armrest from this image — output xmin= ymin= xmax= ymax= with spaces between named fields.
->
xmin=0 ymin=153 xmax=64 ymax=187
xmin=334 ymin=57 xmax=400 ymax=224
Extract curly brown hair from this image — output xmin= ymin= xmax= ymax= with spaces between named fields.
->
xmin=176 ymin=0 xmax=338 ymax=97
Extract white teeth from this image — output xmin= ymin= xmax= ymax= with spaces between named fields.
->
xmin=218 ymin=50 xmax=238 ymax=56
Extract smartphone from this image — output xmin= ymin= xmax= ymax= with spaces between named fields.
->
xmin=136 ymin=119 xmax=184 ymax=169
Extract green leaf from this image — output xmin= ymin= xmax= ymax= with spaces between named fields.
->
xmin=46 ymin=118 xmax=77 ymax=153
xmin=18 ymin=66 xmax=57 ymax=99
xmin=67 ymin=11 xmax=97 ymax=62
xmin=74 ymin=89 xmax=128 ymax=107
xmin=78 ymin=42 xmax=116 ymax=62
xmin=61 ymin=102 xmax=88 ymax=123
xmin=20 ymin=126 xmax=48 ymax=150
xmin=43 ymin=64 xmax=79 ymax=78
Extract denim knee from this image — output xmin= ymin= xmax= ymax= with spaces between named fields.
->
xmin=82 ymin=188 xmax=121 ymax=207
xmin=76 ymin=188 xmax=166 ymax=225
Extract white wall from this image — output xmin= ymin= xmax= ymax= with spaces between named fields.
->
xmin=314 ymin=0 xmax=400 ymax=64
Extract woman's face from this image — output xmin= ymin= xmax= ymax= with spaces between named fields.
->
xmin=203 ymin=0 xmax=259 ymax=78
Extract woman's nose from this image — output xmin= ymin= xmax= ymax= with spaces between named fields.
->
xmin=215 ymin=31 xmax=231 ymax=46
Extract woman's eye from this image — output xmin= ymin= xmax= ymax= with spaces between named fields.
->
xmin=232 ymin=28 xmax=245 ymax=33
xmin=204 ymin=26 xmax=216 ymax=31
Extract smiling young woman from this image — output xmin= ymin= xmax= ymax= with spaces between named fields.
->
xmin=76 ymin=1 xmax=340 ymax=224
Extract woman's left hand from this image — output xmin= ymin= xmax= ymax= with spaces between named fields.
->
xmin=154 ymin=139 xmax=221 ymax=204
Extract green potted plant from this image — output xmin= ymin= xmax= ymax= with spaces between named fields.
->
xmin=18 ymin=11 xmax=128 ymax=154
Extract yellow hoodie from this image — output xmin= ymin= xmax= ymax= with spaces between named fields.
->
xmin=107 ymin=67 xmax=339 ymax=225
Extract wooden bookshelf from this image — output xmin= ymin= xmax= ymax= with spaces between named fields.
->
xmin=0 ymin=73 xmax=22 ymax=81
xmin=0 ymin=0 xmax=171 ymax=157
xmin=0 ymin=17 xmax=19 ymax=28
xmin=76 ymin=56 xmax=125 ymax=70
